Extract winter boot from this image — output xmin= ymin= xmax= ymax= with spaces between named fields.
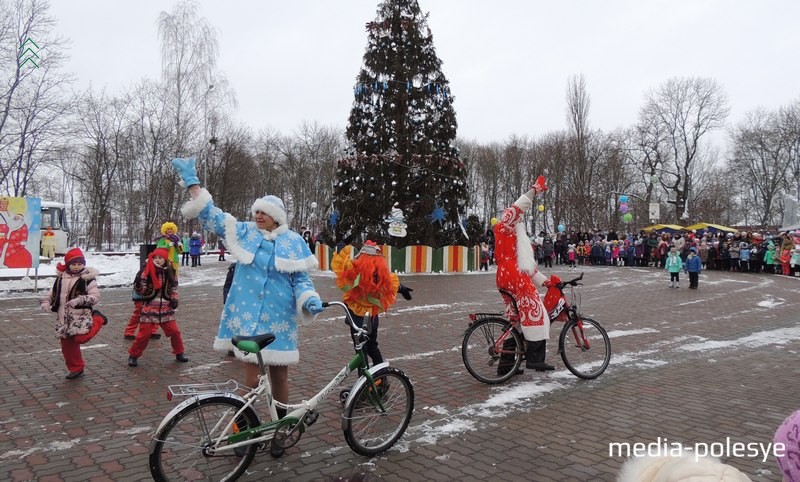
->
xmin=525 ymin=340 xmax=555 ymax=371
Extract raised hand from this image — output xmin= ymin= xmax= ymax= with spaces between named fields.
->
xmin=171 ymin=157 xmax=200 ymax=188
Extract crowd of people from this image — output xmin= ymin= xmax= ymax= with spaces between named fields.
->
xmin=480 ymin=228 xmax=800 ymax=278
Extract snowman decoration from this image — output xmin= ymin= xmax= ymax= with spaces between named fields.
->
xmin=386 ymin=206 xmax=408 ymax=238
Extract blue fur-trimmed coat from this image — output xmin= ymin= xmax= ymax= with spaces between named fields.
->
xmin=181 ymin=189 xmax=320 ymax=365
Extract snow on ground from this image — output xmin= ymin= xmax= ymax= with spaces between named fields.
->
xmin=0 ymin=253 xmax=227 ymax=299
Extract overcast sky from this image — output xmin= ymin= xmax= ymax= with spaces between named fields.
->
xmin=48 ymin=0 xmax=800 ymax=147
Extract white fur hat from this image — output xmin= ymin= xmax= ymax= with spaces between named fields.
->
xmin=251 ymin=195 xmax=287 ymax=226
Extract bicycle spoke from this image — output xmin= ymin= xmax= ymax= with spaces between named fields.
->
xmin=463 ymin=318 xmax=521 ymax=384
xmin=343 ymin=368 xmax=414 ymax=456
xmin=559 ymin=317 xmax=610 ymax=380
xmin=150 ymin=399 xmax=258 ymax=481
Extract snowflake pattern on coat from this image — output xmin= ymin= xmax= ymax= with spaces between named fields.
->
xmin=184 ymin=190 xmax=319 ymax=365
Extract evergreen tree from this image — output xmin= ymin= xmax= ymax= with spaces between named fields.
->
xmin=333 ymin=0 xmax=468 ymax=248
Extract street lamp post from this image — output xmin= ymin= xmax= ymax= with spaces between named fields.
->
xmin=204 ymin=136 xmax=217 ymax=255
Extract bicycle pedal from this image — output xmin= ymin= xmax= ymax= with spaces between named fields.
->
xmin=303 ymin=409 xmax=319 ymax=427
xmin=339 ymin=389 xmax=351 ymax=407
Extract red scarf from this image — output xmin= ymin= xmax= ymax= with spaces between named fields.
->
xmin=143 ymin=248 xmax=170 ymax=290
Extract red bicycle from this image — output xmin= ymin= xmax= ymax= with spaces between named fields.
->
xmin=462 ymin=272 xmax=610 ymax=383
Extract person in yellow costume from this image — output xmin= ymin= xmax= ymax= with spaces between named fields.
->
xmin=155 ymin=222 xmax=183 ymax=274
xmin=331 ymin=240 xmax=413 ymax=366
xmin=41 ymin=226 xmax=57 ymax=259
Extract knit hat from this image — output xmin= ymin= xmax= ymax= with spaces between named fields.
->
xmin=251 ymin=195 xmax=287 ymax=226
xmin=774 ymin=409 xmax=800 ymax=481
xmin=357 ymin=240 xmax=381 ymax=257
xmin=150 ymin=247 xmax=170 ymax=261
xmin=690 ymin=247 xmax=697 ymax=253
xmin=56 ymin=247 xmax=85 ymax=272
xmin=142 ymin=247 xmax=171 ymax=291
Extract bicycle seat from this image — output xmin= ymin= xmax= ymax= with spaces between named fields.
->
xmin=231 ymin=334 xmax=276 ymax=350
xmin=498 ymin=289 xmax=519 ymax=316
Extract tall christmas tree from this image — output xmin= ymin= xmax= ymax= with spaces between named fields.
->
xmin=332 ymin=0 xmax=468 ymax=248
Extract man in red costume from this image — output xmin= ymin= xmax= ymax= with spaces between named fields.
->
xmin=494 ymin=176 xmax=554 ymax=371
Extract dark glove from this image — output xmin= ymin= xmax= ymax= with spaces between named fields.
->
xmin=169 ymin=299 xmax=179 ymax=309
xmin=398 ymin=284 xmax=413 ymax=300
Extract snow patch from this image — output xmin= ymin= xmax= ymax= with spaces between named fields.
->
xmin=680 ymin=326 xmax=800 ymax=352
xmin=114 ymin=426 xmax=152 ymax=435
xmin=606 ymin=328 xmax=658 ymax=338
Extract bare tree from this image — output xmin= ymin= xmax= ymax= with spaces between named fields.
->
xmin=0 ymin=0 xmax=73 ymax=195
xmin=124 ymin=79 xmax=175 ymax=242
xmin=75 ymin=89 xmax=131 ymax=250
xmin=779 ymin=98 xmax=800 ymax=201
xmin=564 ymin=74 xmax=606 ymax=229
xmin=729 ymin=108 xmax=794 ymax=226
xmin=639 ymin=77 xmax=729 ymax=221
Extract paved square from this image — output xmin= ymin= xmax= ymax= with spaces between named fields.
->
xmin=1 ymin=263 xmax=797 ymax=481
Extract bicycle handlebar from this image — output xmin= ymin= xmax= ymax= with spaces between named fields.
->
xmin=321 ymin=301 xmax=372 ymax=336
xmin=556 ymin=272 xmax=584 ymax=290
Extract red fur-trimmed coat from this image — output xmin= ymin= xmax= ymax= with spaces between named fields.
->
xmin=493 ymin=192 xmax=550 ymax=341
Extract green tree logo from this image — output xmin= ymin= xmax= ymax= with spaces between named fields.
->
xmin=19 ymin=38 xmax=40 ymax=68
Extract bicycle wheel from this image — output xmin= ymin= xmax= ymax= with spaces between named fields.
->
xmin=462 ymin=318 xmax=523 ymax=384
xmin=343 ymin=367 xmax=414 ymax=456
xmin=150 ymin=396 xmax=260 ymax=482
xmin=559 ymin=316 xmax=611 ymax=380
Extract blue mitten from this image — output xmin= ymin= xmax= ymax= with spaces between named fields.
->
xmin=172 ymin=157 xmax=200 ymax=187
xmin=304 ymin=297 xmax=324 ymax=315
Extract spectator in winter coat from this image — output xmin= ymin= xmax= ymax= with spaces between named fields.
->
xmin=684 ymin=247 xmax=702 ymax=289
xmin=672 ymin=234 xmax=686 ymax=261
xmin=665 ymin=247 xmax=683 ymax=288
xmin=180 ymin=232 xmax=190 ymax=266
xmin=541 ymin=235 xmax=554 ymax=268
xmin=189 ymin=232 xmax=203 ymax=267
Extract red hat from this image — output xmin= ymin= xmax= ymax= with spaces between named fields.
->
xmin=57 ymin=247 xmax=85 ymax=272
xmin=142 ymin=247 xmax=171 ymax=291
xmin=150 ymin=247 xmax=170 ymax=260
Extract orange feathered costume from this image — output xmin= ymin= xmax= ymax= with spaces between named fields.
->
xmin=331 ymin=243 xmax=400 ymax=316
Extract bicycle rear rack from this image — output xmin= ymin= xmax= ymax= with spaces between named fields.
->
xmin=167 ymin=380 xmax=240 ymax=397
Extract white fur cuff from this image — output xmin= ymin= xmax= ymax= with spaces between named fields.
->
xmin=181 ymin=189 xmax=213 ymax=219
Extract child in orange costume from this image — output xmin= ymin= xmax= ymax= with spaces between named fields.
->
xmin=331 ymin=241 xmax=412 ymax=366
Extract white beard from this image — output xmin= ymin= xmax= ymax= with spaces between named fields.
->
xmin=515 ymin=222 xmax=536 ymax=275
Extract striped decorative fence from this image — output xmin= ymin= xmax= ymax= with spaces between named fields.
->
xmin=315 ymin=243 xmax=333 ymax=271
xmin=318 ymin=244 xmax=482 ymax=273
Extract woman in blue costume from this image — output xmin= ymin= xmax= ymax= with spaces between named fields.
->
xmin=172 ymin=158 xmax=325 ymax=411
